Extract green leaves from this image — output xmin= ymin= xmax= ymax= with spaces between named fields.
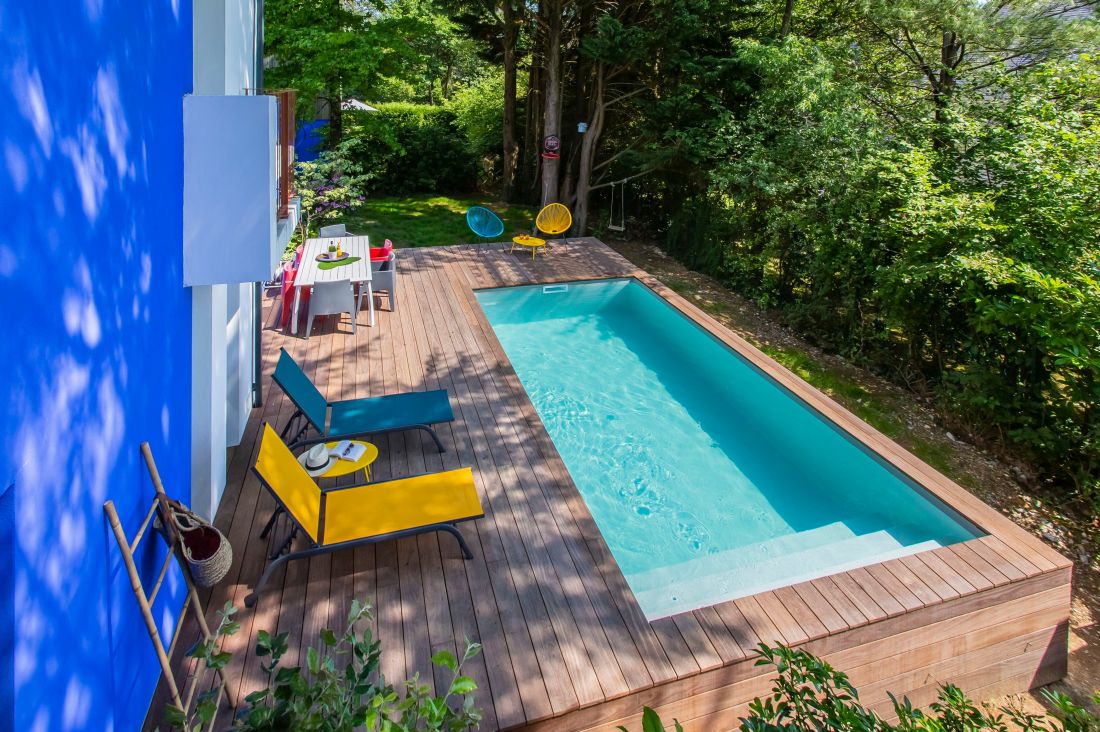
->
xmin=735 ymin=644 xmax=1100 ymax=732
xmin=164 ymin=598 xmax=482 ymax=731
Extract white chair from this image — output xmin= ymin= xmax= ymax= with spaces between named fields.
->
xmin=305 ymin=280 xmax=357 ymax=338
xmin=318 ymin=223 xmax=351 ymax=237
xmin=367 ymin=252 xmax=396 ymax=311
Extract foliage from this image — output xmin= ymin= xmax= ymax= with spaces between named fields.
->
xmin=294 ymin=143 xmax=368 ymax=241
xmin=617 ymin=706 xmax=683 ymax=732
xmin=163 ymin=600 xmax=482 ymax=732
xmin=375 ymin=0 xmax=489 ymax=104
xmin=341 ymin=104 xmax=478 ymax=195
xmin=686 ymin=41 xmax=1100 ymax=512
xmin=264 ymin=0 xmax=413 ymax=142
xmin=447 ymin=71 xmax=511 ymax=156
xmin=627 ymin=644 xmax=1100 ymax=732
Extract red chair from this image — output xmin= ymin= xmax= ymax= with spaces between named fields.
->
xmin=279 ymin=261 xmax=310 ymax=329
xmin=369 ymin=239 xmax=394 ymax=262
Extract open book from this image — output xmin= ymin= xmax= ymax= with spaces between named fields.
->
xmin=331 ymin=440 xmax=367 ymax=462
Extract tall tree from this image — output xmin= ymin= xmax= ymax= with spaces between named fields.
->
xmin=501 ymin=0 xmax=521 ymax=200
xmin=264 ymin=0 xmax=408 ymax=144
xmin=539 ymin=0 xmax=565 ymax=206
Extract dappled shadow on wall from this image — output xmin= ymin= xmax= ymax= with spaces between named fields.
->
xmin=1 ymin=1 xmax=192 ymax=730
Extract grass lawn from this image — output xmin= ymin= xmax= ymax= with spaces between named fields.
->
xmin=340 ymin=194 xmax=535 ymax=248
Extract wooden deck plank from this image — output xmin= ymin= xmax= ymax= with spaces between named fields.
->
xmin=693 ymin=607 xmax=749 ymax=663
xmin=415 ymin=256 xmax=619 ymax=704
xmin=754 ymin=591 xmax=811 ymax=646
xmin=407 ymin=253 xmax=591 ymax=715
xmin=771 ymin=586 xmax=829 ymax=640
xmin=879 ymin=557 xmax=941 ymax=607
xmin=399 ymin=252 xmax=527 ymax=727
xmin=809 ymin=577 xmax=871 ymax=628
xmin=733 ymin=596 xmax=786 ymax=647
xmin=790 ymin=581 xmax=849 ymax=633
xmin=950 ymin=543 xmax=1010 ymax=589
xmin=848 ymin=567 xmax=907 ymax=618
xmin=967 ymin=538 xmax=1026 ymax=582
xmin=400 ymin=253 xmax=556 ymax=723
xmin=920 ymin=550 xmax=980 ymax=597
xmin=863 ymin=563 xmax=924 ymax=612
xmin=830 ymin=573 xmax=891 ymax=623
xmin=899 ymin=554 xmax=960 ymax=602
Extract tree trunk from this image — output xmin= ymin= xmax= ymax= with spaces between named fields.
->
xmin=442 ymin=66 xmax=454 ymax=100
xmin=573 ymin=63 xmax=605 ymax=235
xmin=328 ymin=88 xmax=344 ymax=146
xmin=779 ymin=0 xmax=794 ymax=38
xmin=502 ymin=0 xmax=519 ymax=201
xmin=933 ymin=30 xmax=960 ymax=149
xmin=539 ymin=0 xmax=563 ymax=207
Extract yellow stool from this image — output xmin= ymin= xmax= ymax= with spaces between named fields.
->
xmin=306 ymin=441 xmax=379 ymax=481
xmin=511 ymin=234 xmax=547 ymax=260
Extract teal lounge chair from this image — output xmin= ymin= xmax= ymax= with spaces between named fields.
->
xmin=272 ymin=348 xmax=453 ymax=451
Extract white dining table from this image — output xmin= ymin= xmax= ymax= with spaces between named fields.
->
xmin=291 ymin=235 xmax=374 ymax=335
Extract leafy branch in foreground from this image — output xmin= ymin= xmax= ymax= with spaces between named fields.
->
xmin=163 ymin=599 xmax=482 ymax=731
xmin=628 ymin=644 xmax=1099 ymax=732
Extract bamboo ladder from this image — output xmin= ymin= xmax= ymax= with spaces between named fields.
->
xmin=103 ymin=442 xmax=229 ymax=728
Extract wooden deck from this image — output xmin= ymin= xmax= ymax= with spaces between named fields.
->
xmin=171 ymin=239 xmax=1070 ymax=730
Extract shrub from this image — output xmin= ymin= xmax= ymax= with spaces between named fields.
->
xmin=342 ymin=104 xmax=477 ymax=195
xmin=294 ymin=142 xmax=369 ymax=244
xmin=627 ymin=644 xmax=1100 ymax=732
xmin=164 ymin=600 xmax=482 ymax=731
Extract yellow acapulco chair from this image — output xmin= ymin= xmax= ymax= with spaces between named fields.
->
xmin=534 ymin=203 xmax=572 ymax=247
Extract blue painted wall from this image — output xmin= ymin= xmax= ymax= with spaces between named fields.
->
xmin=1 ymin=2 xmax=194 ymax=730
xmin=295 ymin=120 xmax=329 ymax=162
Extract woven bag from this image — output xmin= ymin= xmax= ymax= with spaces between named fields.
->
xmin=164 ymin=500 xmax=233 ymax=587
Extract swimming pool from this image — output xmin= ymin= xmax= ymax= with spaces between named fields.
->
xmin=476 ymin=278 xmax=982 ymax=619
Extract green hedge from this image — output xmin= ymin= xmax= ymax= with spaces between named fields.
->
xmin=342 ymin=103 xmax=477 ymax=195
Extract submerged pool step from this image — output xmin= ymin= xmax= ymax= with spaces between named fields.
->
xmin=630 ymin=526 xmax=941 ymax=619
xmin=628 ymin=521 xmax=859 ymax=594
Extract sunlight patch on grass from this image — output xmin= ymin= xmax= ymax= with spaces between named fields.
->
xmin=340 ymin=194 xmax=535 ymax=248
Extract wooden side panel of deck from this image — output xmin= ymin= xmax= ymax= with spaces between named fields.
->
xmin=148 ymin=239 xmax=1070 ymax=731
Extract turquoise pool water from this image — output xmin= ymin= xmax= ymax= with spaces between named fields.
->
xmin=476 ymin=279 xmax=981 ymax=619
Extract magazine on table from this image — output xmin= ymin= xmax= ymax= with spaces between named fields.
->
xmin=331 ymin=440 xmax=366 ymax=462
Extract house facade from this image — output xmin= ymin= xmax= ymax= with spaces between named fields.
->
xmin=1 ymin=1 xmax=293 ymax=728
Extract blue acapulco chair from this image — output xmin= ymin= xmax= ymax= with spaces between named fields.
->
xmin=465 ymin=206 xmax=505 ymax=252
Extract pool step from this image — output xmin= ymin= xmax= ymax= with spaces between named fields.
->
xmin=630 ymin=526 xmax=942 ymax=619
xmin=629 ymin=521 xmax=859 ymax=595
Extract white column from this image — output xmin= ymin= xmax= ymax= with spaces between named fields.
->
xmin=190 ymin=283 xmax=228 ymax=521
xmin=225 ymin=282 xmax=253 ymax=447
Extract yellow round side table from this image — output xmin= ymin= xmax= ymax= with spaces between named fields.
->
xmin=317 ymin=441 xmax=379 ymax=481
xmin=510 ymin=234 xmax=546 ymax=260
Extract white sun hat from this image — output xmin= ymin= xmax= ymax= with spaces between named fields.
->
xmin=297 ymin=443 xmax=336 ymax=477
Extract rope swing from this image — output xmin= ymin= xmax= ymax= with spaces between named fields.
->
xmin=608 ymin=180 xmax=626 ymax=232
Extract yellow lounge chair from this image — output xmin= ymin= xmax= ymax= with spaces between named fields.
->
xmin=246 ymin=423 xmax=484 ymax=607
